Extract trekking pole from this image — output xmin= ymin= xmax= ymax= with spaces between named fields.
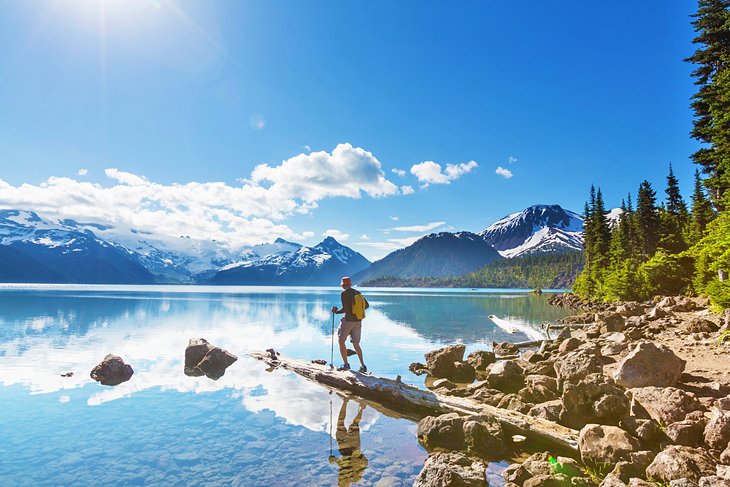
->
xmin=330 ymin=311 xmax=335 ymax=368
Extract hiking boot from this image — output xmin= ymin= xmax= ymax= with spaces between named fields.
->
xmin=358 ymin=365 xmax=367 ymax=373
xmin=337 ymin=363 xmax=350 ymax=371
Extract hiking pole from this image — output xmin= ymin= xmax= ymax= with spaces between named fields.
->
xmin=330 ymin=311 xmax=335 ymax=368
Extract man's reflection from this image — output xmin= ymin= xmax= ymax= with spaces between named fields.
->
xmin=329 ymin=398 xmax=368 ymax=486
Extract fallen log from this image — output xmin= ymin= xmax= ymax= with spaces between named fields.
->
xmin=249 ymin=350 xmax=579 ymax=453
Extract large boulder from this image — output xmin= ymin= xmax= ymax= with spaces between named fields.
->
xmin=528 ymin=400 xmax=564 ymax=422
xmin=466 ymin=351 xmax=496 ymax=372
xmin=417 ymin=413 xmax=466 ymax=452
xmin=184 ymin=338 xmax=237 ymax=380
xmin=451 ymin=362 xmax=477 ymax=383
xmin=425 ymin=345 xmax=466 ymax=380
xmin=554 ymin=349 xmax=602 ymax=386
xmin=646 ymin=446 xmax=717 ymax=482
xmin=520 ymin=375 xmax=559 ymax=404
xmin=614 ymin=342 xmax=685 ymax=388
xmin=90 ymin=354 xmax=134 ymax=386
xmin=463 ymin=417 xmax=507 ymax=459
xmin=197 ymin=347 xmax=238 ymax=380
xmin=599 ymin=313 xmax=626 ymax=333
xmin=485 ymin=360 xmax=524 ymax=393
xmin=628 ymin=387 xmax=703 ymax=425
xmin=664 ymin=420 xmax=706 ymax=447
xmin=578 ymin=424 xmax=641 ymax=464
xmin=493 ymin=342 xmax=520 ymax=357
xmin=704 ymin=409 xmax=730 ymax=450
xmin=413 ymin=451 xmax=487 ymax=487
xmin=617 ymin=303 xmax=645 ymax=317
xmin=184 ymin=338 xmax=213 ymax=368
xmin=685 ymin=317 xmax=719 ymax=334
xmin=561 ymin=373 xmax=629 ymax=428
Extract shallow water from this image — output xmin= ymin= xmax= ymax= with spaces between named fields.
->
xmin=0 ymin=285 xmax=571 ymax=486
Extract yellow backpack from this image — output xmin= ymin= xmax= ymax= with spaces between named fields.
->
xmin=352 ymin=293 xmax=369 ymax=320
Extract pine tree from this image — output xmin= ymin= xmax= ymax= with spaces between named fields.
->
xmin=659 ymin=164 xmax=689 ymax=253
xmin=685 ymin=0 xmax=730 ymax=208
xmin=691 ymin=168 xmax=716 ymax=241
xmin=636 ymin=180 xmax=660 ymax=256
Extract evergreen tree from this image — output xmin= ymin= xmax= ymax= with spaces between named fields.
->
xmin=659 ymin=164 xmax=689 ymax=253
xmin=691 ymin=168 xmax=716 ymax=241
xmin=685 ymin=0 xmax=730 ymax=208
xmin=636 ymin=180 xmax=660 ymax=256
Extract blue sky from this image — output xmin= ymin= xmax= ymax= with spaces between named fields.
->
xmin=0 ymin=1 xmax=701 ymax=260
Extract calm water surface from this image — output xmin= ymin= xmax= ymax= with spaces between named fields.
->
xmin=0 ymin=285 xmax=571 ymax=486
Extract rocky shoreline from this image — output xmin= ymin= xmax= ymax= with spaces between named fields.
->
xmin=411 ymin=294 xmax=730 ymax=486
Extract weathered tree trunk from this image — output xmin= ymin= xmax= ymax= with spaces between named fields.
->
xmin=249 ymin=350 xmax=579 ymax=452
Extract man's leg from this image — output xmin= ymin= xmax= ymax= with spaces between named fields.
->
xmin=352 ymin=342 xmax=364 ymax=367
xmin=351 ymin=323 xmax=365 ymax=369
xmin=339 ymin=336 xmax=348 ymax=364
xmin=337 ymin=319 xmax=351 ymax=366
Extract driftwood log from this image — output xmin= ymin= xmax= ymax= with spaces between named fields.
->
xmin=249 ymin=350 xmax=579 ymax=453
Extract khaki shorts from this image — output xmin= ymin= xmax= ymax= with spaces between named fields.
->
xmin=338 ymin=319 xmax=362 ymax=344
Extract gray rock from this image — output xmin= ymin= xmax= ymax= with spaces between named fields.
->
xmin=89 ymin=354 xmax=134 ymax=386
xmin=599 ymin=313 xmax=626 ymax=333
xmin=413 ymin=451 xmax=487 ymax=487
xmin=665 ymin=420 xmax=706 ymax=447
xmin=646 ymin=445 xmax=717 ymax=482
xmin=425 ymin=345 xmax=466 ymax=379
xmin=432 ymin=378 xmax=457 ymax=390
xmin=699 ymin=476 xmax=730 ymax=487
xmin=417 ymin=413 xmax=465 ymax=452
xmin=721 ymin=443 xmax=730 ymax=464
xmin=614 ymin=342 xmax=686 ymax=388
xmin=452 ymin=361 xmax=477 ymax=383
xmin=627 ymin=479 xmax=654 ymax=487
xmin=409 ymin=362 xmax=430 ymax=376
xmin=602 ymin=343 xmax=629 ymax=356
xmin=485 ymin=360 xmax=524 ymax=393
xmin=686 ymin=317 xmax=720 ymax=334
xmin=578 ymin=424 xmax=641 ymax=464
xmin=562 ymin=373 xmax=629 ymax=428
xmin=520 ymin=374 xmax=559 ymax=403
xmin=558 ymin=337 xmax=583 ymax=353
xmin=620 ymin=417 xmax=665 ymax=450
xmin=493 ymin=342 xmax=520 ymax=357
xmin=463 ymin=417 xmax=506 ymax=459
xmin=497 ymin=393 xmax=531 ymax=413
xmin=185 ymin=338 xmax=213 ymax=368
xmin=466 ymin=351 xmax=496 ymax=371
xmin=704 ymin=410 xmax=730 ymax=450
xmin=502 ymin=463 xmax=531 ymax=484
xmin=524 ymin=474 xmax=563 ymax=487
xmin=628 ymin=387 xmax=703 ymax=425
xmin=601 ymin=474 xmax=627 ymax=487
xmin=669 ymin=480 xmax=699 ymax=487
xmin=555 ymin=349 xmax=602 ymax=385
xmin=196 ymin=346 xmax=237 ymax=380
xmin=617 ymin=303 xmax=645 ymax=317
xmin=647 ymin=306 xmax=669 ymax=321
xmin=528 ymin=400 xmax=564 ymax=422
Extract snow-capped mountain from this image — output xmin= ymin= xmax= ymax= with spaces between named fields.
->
xmin=0 ymin=209 xmax=367 ymax=285
xmin=208 ymin=237 xmax=370 ymax=285
xmin=0 ymin=210 xmax=155 ymax=283
xmin=480 ymin=204 xmax=584 ymax=258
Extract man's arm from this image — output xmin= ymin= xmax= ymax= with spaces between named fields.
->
xmin=332 ymin=292 xmax=346 ymax=314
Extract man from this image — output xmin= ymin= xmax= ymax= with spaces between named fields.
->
xmin=331 ymin=276 xmax=367 ymax=372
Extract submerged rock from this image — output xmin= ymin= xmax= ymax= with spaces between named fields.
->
xmin=90 ymin=354 xmax=134 ymax=386
xmin=413 ymin=451 xmax=487 ymax=487
xmin=614 ymin=342 xmax=685 ymax=388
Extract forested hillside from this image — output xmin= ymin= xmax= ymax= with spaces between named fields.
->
xmin=574 ymin=0 xmax=730 ymax=309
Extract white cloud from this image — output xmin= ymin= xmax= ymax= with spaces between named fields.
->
xmin=302 ymin=231 xmax=315 ymax=238
xmin=360 ymin=234 xmax=370 ymax=240
xmin=322 ymin=229 xmax=349 ymax=241
xmin=0 ymin=143 xmax=400 ymax=246
xmin=390 ymin=221 xmax=445 ymax=232
xmin=495 ymin=166 xmax=513 ymax=179
xmin=391 ymin=168 xmax=406 ymax=177
xmin=77 ymin=169 xmax=88 ymax=176
xmin=303 ymin=145 xmax=311 ymax=152
xmin=250 ymin=113 xmax=265 ymax=130
xmin=508 ymin=156 xmax=518 ymax=165
xmin=410 ymin=160 xmax=478 ymax=186
xmin=400 ymin=185 xmax=414 ymax=195
xmin=389 ymin=216 xmax=399 ymax=221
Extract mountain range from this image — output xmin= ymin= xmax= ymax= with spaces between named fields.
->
xmin=0 ymin=204 xmax=590 ymax=285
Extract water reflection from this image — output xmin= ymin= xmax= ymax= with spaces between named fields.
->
xmin=0 ymin=286 xmax=569 ymax=485
xmin=330 ymin=398 xmax=369 ymax=486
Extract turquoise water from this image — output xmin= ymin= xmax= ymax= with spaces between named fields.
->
xmin=0 ymin=285 xmax=571 ymax=486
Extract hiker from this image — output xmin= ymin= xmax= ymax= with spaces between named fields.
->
xmin=331 ymin=276 xmax=368 ymax=372
xmin=328 ymin=398 xmax=368 ymax=486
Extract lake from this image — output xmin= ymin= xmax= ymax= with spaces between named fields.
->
xmin=0 ymin=285 xmax=571 ymax=486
